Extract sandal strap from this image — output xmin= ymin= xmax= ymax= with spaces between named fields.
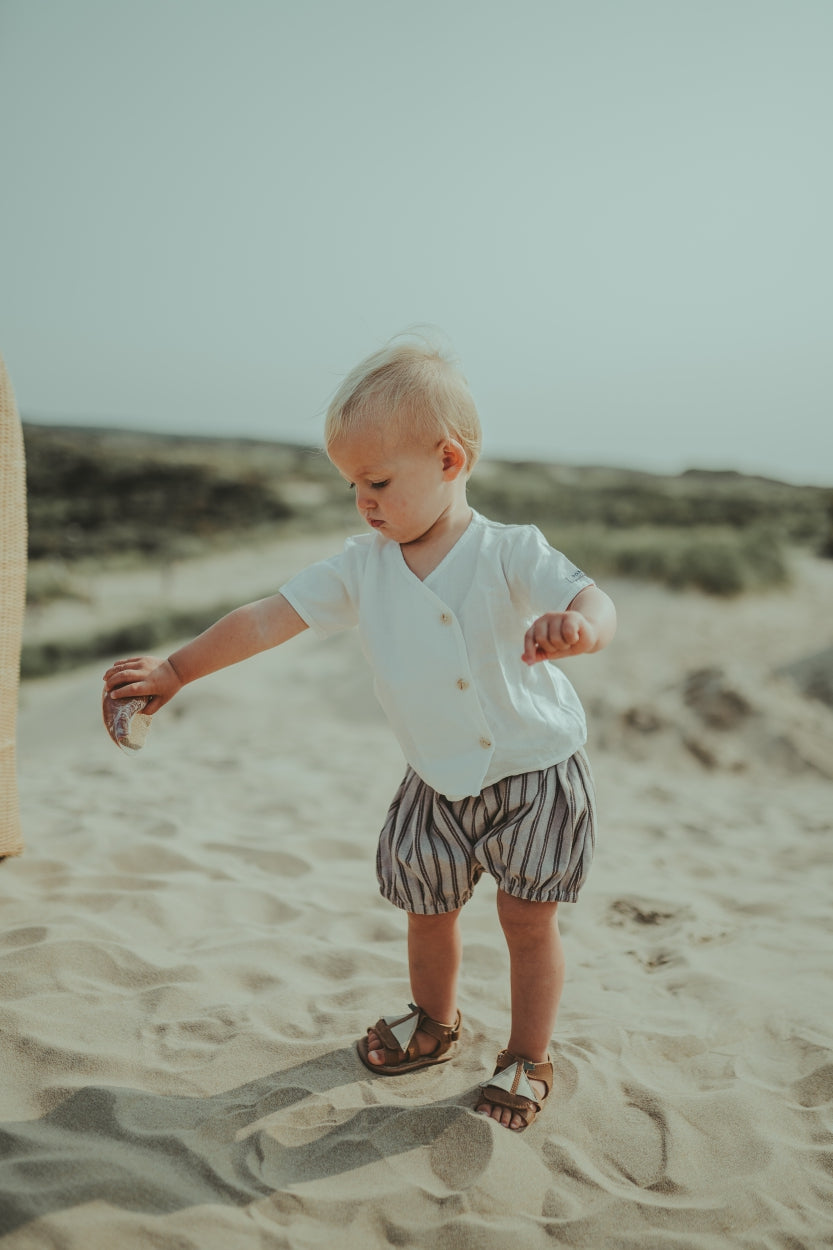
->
xmin=480 ymin=1050 xmax=553 ymax=1107
xmin=372 ymin=1003 xmax=461 ymax=1063
xmin=417 ymin=1007 xmax=462 ymax=1046
xmin=374 ymin=1007 xmax=420 ymax=1060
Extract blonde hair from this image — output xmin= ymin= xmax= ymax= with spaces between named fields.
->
xmin=325 ymin=338 xmax=482 ymax=471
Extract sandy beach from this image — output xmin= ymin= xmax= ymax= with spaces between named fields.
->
xmin=3 ymin=534 xmax=833 ymax=1248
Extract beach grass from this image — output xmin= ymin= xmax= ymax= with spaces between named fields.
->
xmin=538 ymin=522 xmax=790 ymax=595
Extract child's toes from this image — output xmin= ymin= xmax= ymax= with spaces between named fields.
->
xmin=475 ymin=1096 xmax=527 ymax=1130
xmin=365 ymin=1028 xmax=385 ymax=1065
xmin=476 ymin=1099 xmax=508 ymax=1126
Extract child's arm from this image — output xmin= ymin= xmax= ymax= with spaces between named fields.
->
xmin=103 ymin=593 xmax=308 ymax=711
xmin=522 ymin=585 xmax=616 ymax=665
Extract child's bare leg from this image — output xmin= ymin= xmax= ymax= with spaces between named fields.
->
xmin=365 ymin=908 xmax=462 ymax=1066
xmin=476 ymin=890 xmax=564 ymax=1129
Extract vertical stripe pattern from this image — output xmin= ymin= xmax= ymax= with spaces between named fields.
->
xmin=376 ymin=750 xmax=596 ymax=915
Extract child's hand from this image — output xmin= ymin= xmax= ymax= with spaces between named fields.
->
xmin=102 ymin=655 xmax=183 ymax=713
xmin=522 ymin=612 xmax=599 ymax=665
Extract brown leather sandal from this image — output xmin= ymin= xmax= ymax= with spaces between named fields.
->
xmin=478 ymin=1049 xmax=553 ymax=1130
xmin=357 ymin=1002 xmax=462 ymax=1075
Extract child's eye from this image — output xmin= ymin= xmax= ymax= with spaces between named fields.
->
xmin=371 ymin=480 xmax=389 ymax=490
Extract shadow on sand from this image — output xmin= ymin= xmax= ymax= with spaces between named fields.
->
xmin=0 ymin=1047 xmax=490 ymax=1237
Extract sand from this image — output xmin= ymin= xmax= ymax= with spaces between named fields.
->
xmin=3 ymin=535 xmax=833 ymax=1249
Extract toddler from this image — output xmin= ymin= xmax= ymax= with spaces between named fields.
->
xmin=104 ymin=340 xmax=616 ymax=1132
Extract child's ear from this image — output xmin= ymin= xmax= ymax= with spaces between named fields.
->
xmin=440 ymin=439 xmax=467 ymax=479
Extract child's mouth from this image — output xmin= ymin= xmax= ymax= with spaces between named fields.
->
xmin=368 ymin=518 xmax=384 ymax=528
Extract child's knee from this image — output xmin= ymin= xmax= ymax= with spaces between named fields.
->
xmin=496 ymin=889 xmax=558 ymax=935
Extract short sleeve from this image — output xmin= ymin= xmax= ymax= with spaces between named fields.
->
xmin=505 ymin=525 xmax=593 ymax=618
xmin=279 ymin=535 xmax=371 ymax=638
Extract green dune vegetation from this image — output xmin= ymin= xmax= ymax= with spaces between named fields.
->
xmin=21 ymin=422 xmax=832 ymax=677
xmin=470 ymin=458 xmax=829 ymax=596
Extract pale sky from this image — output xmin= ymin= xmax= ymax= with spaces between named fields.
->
xmin=1 ymin=0 xmax=831 ymax=483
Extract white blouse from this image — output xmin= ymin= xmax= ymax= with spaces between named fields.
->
xmin=279 ymin=510 xmax=593 ymax=799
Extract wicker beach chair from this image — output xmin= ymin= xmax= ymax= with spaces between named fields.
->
xmin=0 ymin=353 xmax=26 ymax=858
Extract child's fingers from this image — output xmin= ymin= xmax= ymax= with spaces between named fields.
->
xmin=104 ymin=660 xmax=134 ymax=675
xmin=523 ymin=618 xmax=562 ymax=663
xmin=103 ymin=657 xmax=143 ymax=678
xmin=104 ymin=668 xmax=144 ymax=693
xmin=105 ymin=678 xmax=144 ymax=699
xmin=560 ymin=616 xmax=581 ymax=646
xmin=103 ymin=656 xmax=161 ymax=689
xmin=522 ymin=621 xmax=547 ymax=663
xmin=522 ymin=613 xmax=586 ymax=664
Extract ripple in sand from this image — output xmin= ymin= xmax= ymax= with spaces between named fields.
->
xmin=205 ymin=844 xmax=312 ymax=878
xmin=791 ymin=1063 xmax=833 ymax=1109
xmin=0 ymin=925 xmax=48 ymax=949
xmin=0 ymin=938 xmax=200 ymax=998
xmin=111 ymin=845 xmax=211 ymax=876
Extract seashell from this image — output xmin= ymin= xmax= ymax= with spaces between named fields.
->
xmin=102 ymin=688 xmax=152 ymax=752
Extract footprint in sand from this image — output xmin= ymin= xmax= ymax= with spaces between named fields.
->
xmin=607 ymin=897 xmax=693 ymax=928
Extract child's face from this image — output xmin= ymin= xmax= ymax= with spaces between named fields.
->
xmin=327 ymin=424 xmax=465 ymax=546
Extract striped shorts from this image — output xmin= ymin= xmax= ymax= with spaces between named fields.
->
xmin=376 ymin=749 xmax=596 ymax=915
